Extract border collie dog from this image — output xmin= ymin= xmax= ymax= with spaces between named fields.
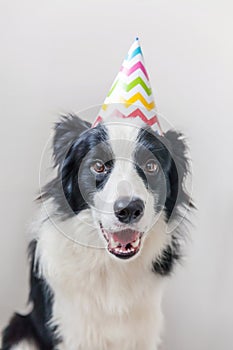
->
xmin=2 ymin=115 xmax=191 ymax=350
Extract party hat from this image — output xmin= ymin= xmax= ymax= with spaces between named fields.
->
xmin=93 ymin=38 xmax=162 ymax=135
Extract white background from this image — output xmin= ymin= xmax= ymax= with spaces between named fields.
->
xmin=0 ymin=1 xmax=233 ymax=349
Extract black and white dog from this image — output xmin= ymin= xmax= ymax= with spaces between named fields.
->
xmin=2 ymin=114 xmax=192 ymax=350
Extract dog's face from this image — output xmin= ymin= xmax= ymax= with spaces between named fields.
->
xmin=44 ymin=115 xmax=189 ymax=261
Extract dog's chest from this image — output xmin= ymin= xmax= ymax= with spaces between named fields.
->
xmin=52 ymin=265 xmax=164 ymax=350
xmin=53 ymin=272 xmax=162 ymax=350
xmin=37 ymin=219 xmax=167 ymax=350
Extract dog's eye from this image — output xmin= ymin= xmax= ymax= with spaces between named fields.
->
xmin=144 ymin=159 xmax=159 ymax=174
xmin=92 ymin=160 xmax=106 ymax=173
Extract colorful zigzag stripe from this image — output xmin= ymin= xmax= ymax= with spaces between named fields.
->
xmin=107 ymin=77 xmax=152 ymax=97
xmin=93 ymin=109 xmax=160 ymax=128
xmin=94 ymin=38 xmax=162 ymax=134
xmin=120 ymin=62 xmax=149 ymax=80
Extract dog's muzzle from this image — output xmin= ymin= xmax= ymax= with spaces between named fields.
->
xmin=100 ymin=223 xmax=143 ymax=260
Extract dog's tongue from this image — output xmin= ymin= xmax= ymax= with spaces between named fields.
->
xmin=111 ymin=229 xmax=139 ymax=245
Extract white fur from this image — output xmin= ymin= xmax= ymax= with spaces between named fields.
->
xmin=92 ymin=122 xmax=166 ymax=241
xmin=34 ymin=208 xmax=170 ymax=350
xmin=11 ymin=341 xmax=38 ymax=350
xmin=11 ymin=121 xmax=173 ymax=350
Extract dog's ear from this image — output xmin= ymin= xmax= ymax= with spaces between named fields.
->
xmin=163 ymin=130 xmax=192 ymax=218
xmin=52 ymin=114 xmax=91 ymax=169
xmin=163 ymin=130 xmax=189 ymax=180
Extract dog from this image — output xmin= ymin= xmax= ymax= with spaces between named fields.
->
xmin=1 ymin=114 xmax=192 ymax=350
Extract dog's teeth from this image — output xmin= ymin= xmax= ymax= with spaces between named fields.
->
xmin=109 ymin=237 xmax=116 ymax=248
xmin=132 ymin=238 xmax=140 ymax=248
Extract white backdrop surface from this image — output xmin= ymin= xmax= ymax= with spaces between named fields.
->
xmin=0 ymin=1 xmax=233 ymax=349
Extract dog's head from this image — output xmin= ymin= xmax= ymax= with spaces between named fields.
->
xmin=42 ymin=115 xmax=191 ymax=262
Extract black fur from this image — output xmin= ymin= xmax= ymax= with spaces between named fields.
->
xmin=2 ymin=241 xmax=58 ymax=350
xmin=152 ymin=245 xmax=177 ymax=276
xmin=135 ymin=128 xmax=172 ymax=213
xmin=42 ymin=115 xmax=114 ymax=217
xmin=136 ymin=127 xmax=191 ymax=276
xmin=2 ymin=115 xmax=192 ymax=348
xmin=53 ymin=114 xmax=92 ymax=171
xmin=2 ymin=313 xmax=37 ymax=350
xmin=152 ymin=238 xmax=181 ymax=276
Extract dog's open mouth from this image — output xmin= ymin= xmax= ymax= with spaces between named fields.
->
xmin=100 ymin=223 xmax=142 ymax=259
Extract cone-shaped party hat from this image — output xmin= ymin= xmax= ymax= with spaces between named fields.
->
xmin=93 ymin=38 xmax=162 ymax=135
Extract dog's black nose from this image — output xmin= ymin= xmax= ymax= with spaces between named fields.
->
xmin=114 ymin=197 xmax=144 ymax=224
